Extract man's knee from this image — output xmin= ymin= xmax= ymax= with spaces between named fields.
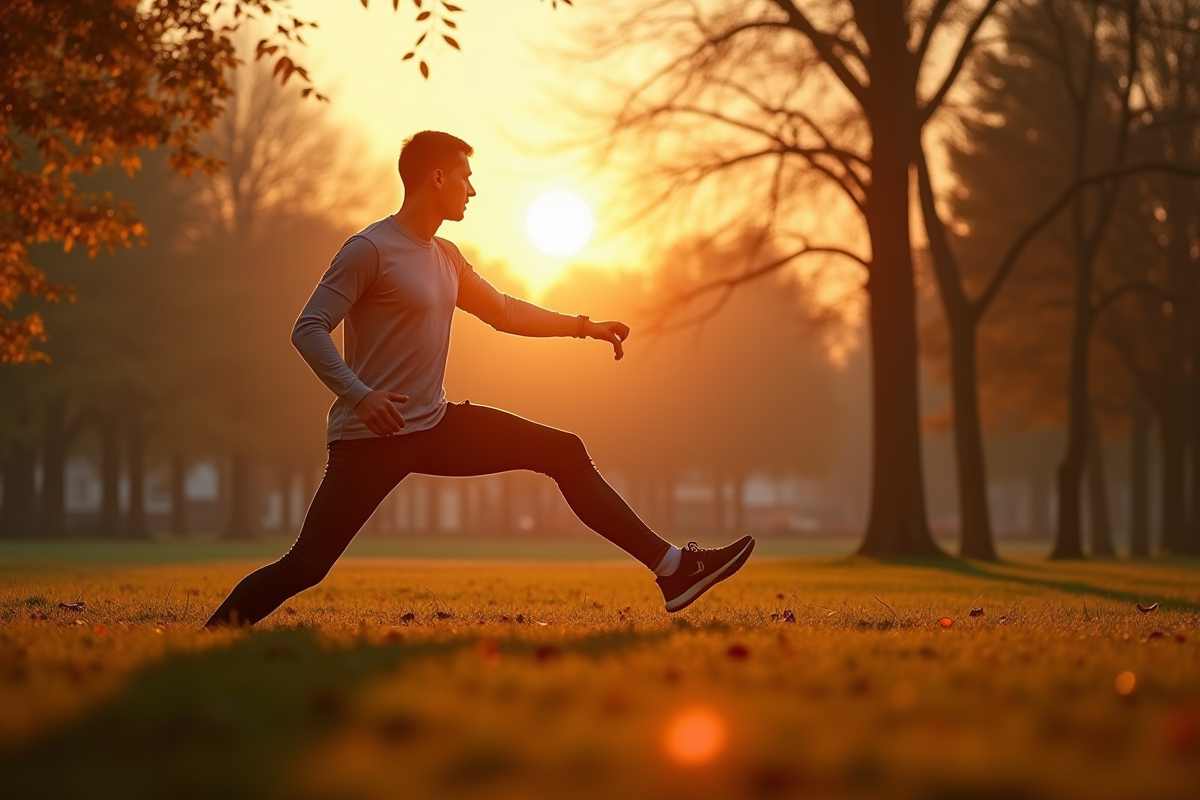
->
xmin=546 ymin=430 xmax=592 ymax=478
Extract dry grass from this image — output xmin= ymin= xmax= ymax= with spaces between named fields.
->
xmin=1 ymin=552 xmax=1198 ymax=800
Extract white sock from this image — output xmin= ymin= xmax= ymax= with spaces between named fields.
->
xmin=652 ymin=546 xmax=683 ymax=577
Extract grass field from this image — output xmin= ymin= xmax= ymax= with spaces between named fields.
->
xmin=1 ymin=544 xmax=1198 ymax=800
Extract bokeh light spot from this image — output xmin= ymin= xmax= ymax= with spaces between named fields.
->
xmin=664 ymin=707 xmax=727 ymax=766
xmin=1115 ymin=671 xmax=1137 ymax=697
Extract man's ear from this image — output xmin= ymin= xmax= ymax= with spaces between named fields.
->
xmin=431 ymin=168 xmax=444 ymax=189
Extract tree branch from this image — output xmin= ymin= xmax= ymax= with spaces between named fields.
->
xmin=920 ymin=0 xmax=1004 ymax=124
xmin=767 ymin=0 xmax=868 ymax=105
xmin=972 ymin=162 xmax=1200 ymax=315
xmin=648 ymin=243 xmax=871 ymax=335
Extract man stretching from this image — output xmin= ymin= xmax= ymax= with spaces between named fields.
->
xmin=205 ymin=131 xmax=754 ymax=627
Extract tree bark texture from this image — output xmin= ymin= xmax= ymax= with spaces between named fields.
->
xmin=124 ymin=405 xmax=149 ymax=539
xmin=855 ymin=15 xmax=939 ymax=557
xmin=950 ymin=327 xmax=997 ymax=560
xmin=0 ymin=443 xmax=37 ymax=539
xmin=169 ymin=452 xmax=187 ymax=537
xmin=1159 ymin=404 xmax=1188 ymax=553
xmin=1085 ymin=412 xmax=1115 ymax=557
xmin=1129 ymin=403 xmax=1150 ymax=558
xmin=97 ymin=410 xmax=123 ymax=539
xmin=224 ymin=451 xmax=255 ymax=540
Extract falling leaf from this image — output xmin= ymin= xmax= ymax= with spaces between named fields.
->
xmin=937 ymin=618 xmax=953 ymax=628
xmin=776 ymin=593 xmax=785 ymax=600
xmin=726 ymin=644 xmax=750 ymax=660
xmin=969 ymin=607 xmax=985 ymax=617
xmin=1137 ymin=602 xmax=1159 ymax=613
xmin=419 ymin=60 xmax=429 ymax=79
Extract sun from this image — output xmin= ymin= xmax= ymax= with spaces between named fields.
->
xmin=526 ymin=191 xmax=594 ymax=256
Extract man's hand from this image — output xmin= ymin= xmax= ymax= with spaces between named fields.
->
xmin=586 ymin=320 xmax=631 ymax=361
xmin=354 ymin=390 xmax=409 ymax=436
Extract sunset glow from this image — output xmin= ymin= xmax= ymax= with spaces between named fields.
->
xmin=526 ymin=191 xmax=594 ymax=256
xmin=664 ymin=707 xmax=727 ymax=766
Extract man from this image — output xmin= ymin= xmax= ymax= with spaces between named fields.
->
xmin=205 ymin=131 xmax=754 ymax=627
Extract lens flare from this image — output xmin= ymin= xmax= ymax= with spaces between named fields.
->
xmin=664 ymin=707 xmax=727 ymax=766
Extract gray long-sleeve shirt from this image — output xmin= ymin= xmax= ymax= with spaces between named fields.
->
xmin=292 ymin=215 xmax=578 ymax=443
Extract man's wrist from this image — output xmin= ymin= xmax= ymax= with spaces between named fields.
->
xmin=574 ymin=314 xmax=590 ymax=339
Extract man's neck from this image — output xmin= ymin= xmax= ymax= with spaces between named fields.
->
xmin=393 ymin=204 xmax=443 ymax=242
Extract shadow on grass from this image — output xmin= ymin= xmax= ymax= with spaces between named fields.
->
xmin=906 ymin=557 xmax=1200 ymax=613
xmin=0 ymin=625 xmax=673 ymax=800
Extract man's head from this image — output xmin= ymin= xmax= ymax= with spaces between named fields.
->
xmin=398 ymin=131 xmax=475 ymax=221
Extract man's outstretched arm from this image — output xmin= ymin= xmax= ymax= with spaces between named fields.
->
xmin=457 ymin=269 xmax=630 ymax=360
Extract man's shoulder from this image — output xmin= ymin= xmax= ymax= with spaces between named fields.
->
xmin=348 ymin=218 xmax=393 ymax=246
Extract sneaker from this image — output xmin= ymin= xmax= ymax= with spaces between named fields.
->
xmin=656 ymin=536 xmax=755 ymax=613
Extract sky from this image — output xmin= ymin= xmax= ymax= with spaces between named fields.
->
xmin=285 ymin=0 xmax=632 ymax=294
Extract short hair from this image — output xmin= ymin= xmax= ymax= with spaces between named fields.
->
xmin=397 ymin=131 xmax=474 ymax=192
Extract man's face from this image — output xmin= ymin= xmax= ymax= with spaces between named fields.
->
xmin=436 ymin=151 xmax=476 ymax=221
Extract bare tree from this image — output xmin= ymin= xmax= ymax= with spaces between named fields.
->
xmin=566 ymin=1 xmax=1017 ymax=556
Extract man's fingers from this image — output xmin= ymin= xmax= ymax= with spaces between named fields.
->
xmin=611 ymin=332 xmax=624 ymax=361
xmin=388 ymin=393 xmax=409 ymax=403
xmin=385 ymin=404 xmax=406 ymax=429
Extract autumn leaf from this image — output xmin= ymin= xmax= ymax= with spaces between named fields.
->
xmin=420 ymin=60 xmax=430 ymax=79
xmin=443 ymin=34 xmax=460 ymax=49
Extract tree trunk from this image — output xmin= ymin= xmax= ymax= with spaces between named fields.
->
xmin=0 ymin=443 xmax=37 ymax=539
xmin=1129 ymin=403 xmax=1150 ymax=558
xmin=1086 ymin=411 xmax=1115 ymax=557
xmin=732 ymin=473 xmax=745 ymax=535
xmin=97 ymin=409 xmax=123 ymax=539
xmin=124 ymin=405 xmax=149 ymax=540
xmin=856 ymin=59 xmax=939 ymax=556
xmin=224 ymin=451 xmax=254 ymax=540
xmin=38 ymin=401 xmax=70 ymax=539
xmin=1051 ymin=250 xmax=1092 ymax=560
xmin=169 ymin=452 xmax=187 ymax=537
xmin=950 ymin=328 xmax=997 ymax=560
xmin=1159 ymin=404 xmax=1188 ymax=553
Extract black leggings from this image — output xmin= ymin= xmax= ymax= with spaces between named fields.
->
xmin=205 ymin=402 xmax=671 ymax=626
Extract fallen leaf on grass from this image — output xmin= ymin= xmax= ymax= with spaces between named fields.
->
xmin=1146 ymin=631 xmax=1166 ymax=641
xmin=436 ymin=611 xmax=455 ymax=620
xmin=1137 ymin=602 xmax=1159 ymax=613
xmin=59 ymin=602 xmax=86 ymax=612
xmin=284 ymin=607 xmax=297 ymax=616
xmin=782 ymin=609 xmax=795 ymax=623
xmin=400 ymin=612 xmax=416 ymax=623
xmin=937 ymin=618 xmax=954 ymax=628
xmin=726 ymin=644 xmax=750 ymax=660
xmin=515 ymin=614 xmax=527 ymax=624
xmin=969 ymin=607 xmax=985 ymax=617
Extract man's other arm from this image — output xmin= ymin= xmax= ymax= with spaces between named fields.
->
xmin=291 ymin=237 xmax=408 ymax=435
